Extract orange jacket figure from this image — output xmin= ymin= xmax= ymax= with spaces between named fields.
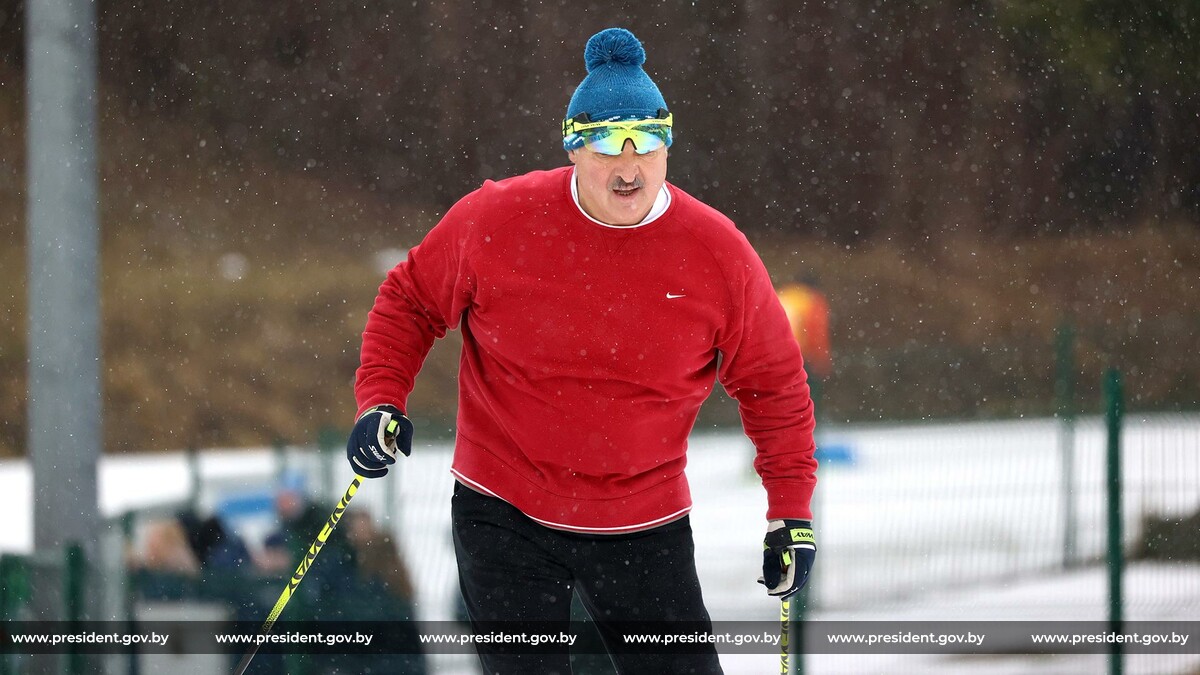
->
xmin=776 ymin=280 xmax=833 ymax=380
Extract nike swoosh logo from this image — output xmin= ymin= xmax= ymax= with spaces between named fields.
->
xmin=666 ymin=293 xmax=685 ymax=299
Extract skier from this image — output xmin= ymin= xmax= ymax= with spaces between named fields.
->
xmin=346 ymin=27 xmax=818 ymax=674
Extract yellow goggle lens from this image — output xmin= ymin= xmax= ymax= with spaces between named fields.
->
xmin=563 ymin=113 xmax=673 ymax=155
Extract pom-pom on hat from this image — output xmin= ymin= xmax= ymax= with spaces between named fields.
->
xmin=566 ymin=28 xmax=668 ymax=122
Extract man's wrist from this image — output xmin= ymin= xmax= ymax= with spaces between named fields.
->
xmin=358 ymin=403 xmax=402 ymax=420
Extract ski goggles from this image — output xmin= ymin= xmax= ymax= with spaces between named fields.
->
xmin=562 ymin=110 xmax=674 ymax=155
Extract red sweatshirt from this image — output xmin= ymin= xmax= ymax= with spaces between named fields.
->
xmin=356 ymin=166 xmax=816 ymax=533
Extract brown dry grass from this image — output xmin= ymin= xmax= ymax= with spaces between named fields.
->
xmin=1 ymin=67 xmax=1197 ymax=457
xmin=753 ymin=225 xmax=1200 ymax=421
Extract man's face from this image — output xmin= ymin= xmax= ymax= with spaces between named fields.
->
xmin=569 ymin=140 xmax=668 ymax=226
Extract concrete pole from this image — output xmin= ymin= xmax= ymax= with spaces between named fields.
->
xmin=25 ymin=0 xmax=102 ymax=630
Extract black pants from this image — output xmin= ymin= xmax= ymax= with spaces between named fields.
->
xmin=451 ymin=483 xmax=724 ymax=675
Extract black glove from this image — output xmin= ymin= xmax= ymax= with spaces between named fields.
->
xmin=345 ymin=404 xmax=413 ymax=478
xmin=758 ymin=519 xmax=816 ymax=598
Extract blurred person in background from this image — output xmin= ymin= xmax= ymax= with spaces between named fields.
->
xmin=260 ymin=471 xmax=357 ymax=618
xmin=133 ymin=511 xmax=252 ymax=575
xmin=776 ymin=272 xmax=833 ymax=406
xmin=343 ymin=510 xmax=416 ymax=604
xmin=344 ymin=27 xmax=818 ymax=674
xmin=130 ymin=508 xmax=264 ymax=644
xmin=135 ymin=517 xmax=202 ymax=576
xmin=342 ymin=510 xmax=428 ymax=675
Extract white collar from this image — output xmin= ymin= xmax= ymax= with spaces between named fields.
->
xmin=570 ymin=168 xmax=671 ymax=229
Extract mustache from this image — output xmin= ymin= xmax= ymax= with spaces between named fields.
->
xmin=609 ymin=177 xmax=644 ymax=191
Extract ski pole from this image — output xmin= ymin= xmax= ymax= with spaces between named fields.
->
xmin=232 ymin=474 xmax=364 ymax=675
xmin=779 ymin=597 xmax=791 ymax=675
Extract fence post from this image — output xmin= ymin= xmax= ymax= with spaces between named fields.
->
xmin=0 ymin=555 xmax=31 ymax=675
xmin=792 ymin=369 xmax=827 ymax=675
xmin=0 ymin=555 xmax=30 ymax=620
xmin=122 ymin=512 xmax=141 ymax=675
xmin=1104 ymin=368 xmax=1124 ymax=675
xmin=1055 ymin=321 xmax=1078 ymax=567
xmin=65 ymin=543 xmax=86 ymax=675
xmin=792 ymin=589 xmax=807 ymax=675
xmin=187 ymin=444 xmax=202 ymax=512
xmin=274 ymin=436 xmax=288 ymax=483
xmin=318 ymin=426 xmax=342 ymax=498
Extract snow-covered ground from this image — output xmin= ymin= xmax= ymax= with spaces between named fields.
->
xmin=2 ymin=414 xmax=1198 ymax=674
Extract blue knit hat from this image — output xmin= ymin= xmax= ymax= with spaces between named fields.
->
xmin=566 ymin=28 xmax=668 ymax=122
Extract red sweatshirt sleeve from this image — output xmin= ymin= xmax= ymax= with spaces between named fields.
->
xmin=714 ymin=235 xmax=818 ymax=521
xmin=354 ymin=189 xmax=481 ymax=416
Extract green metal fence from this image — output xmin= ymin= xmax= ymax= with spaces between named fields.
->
xmin=3 ymin=362 xmax=1197 ymax=674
